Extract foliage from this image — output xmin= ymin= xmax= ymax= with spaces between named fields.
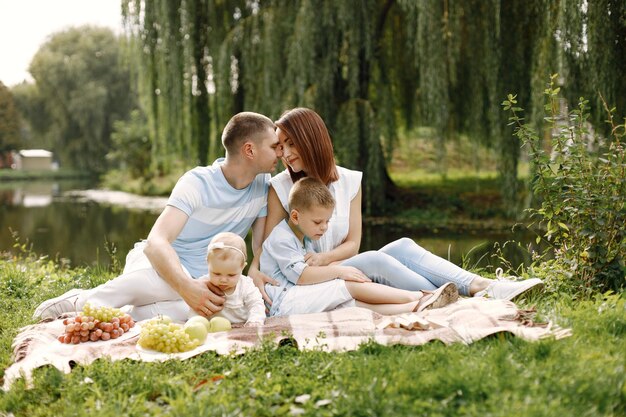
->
xmin=1 ymin=252 xmax=625 ymax=416
xmin=10 ymin=82 xmax=51 ymax=150
xmin=107 ymin=109 xmax=152 ymax=178
xmin=27 ymin=26 xmax=133 ymax=173
xmin=101 ymin=166 xmax=184 ymax=197
xmin=503 ymin=74 xmax=626 ymax=291
xmin=121 ymin=0 xmax=626 ymax=215
xmin=0 ymin=81 xmax=22 ymax=152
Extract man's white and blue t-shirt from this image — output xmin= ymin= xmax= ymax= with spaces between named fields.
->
xmin=167 ymin=158 xmax=269 ymax=278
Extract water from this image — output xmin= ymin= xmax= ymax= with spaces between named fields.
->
xmin=0 ymin=180 xmax=538 ymax=272
xmin=0 ymin=180 xmax=159 ymax=267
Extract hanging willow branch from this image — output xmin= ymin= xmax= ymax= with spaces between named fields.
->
xmin=122 ymin=0 xmax=626 ymax=215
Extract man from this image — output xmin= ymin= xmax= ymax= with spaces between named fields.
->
xmin=34 ymin=112 xmax=281 ymax=321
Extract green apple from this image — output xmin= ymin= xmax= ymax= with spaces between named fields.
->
xmin=156 ymin=314 xmax=172 ymax=324
xmin=184 ymin=322 xmax=208 ymax=343
xmin=187 ymin=315 xmax=211 ymax=332
xmin=209 ymin=317 xmax=232 ymax=332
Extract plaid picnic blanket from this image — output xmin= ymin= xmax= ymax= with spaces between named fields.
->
xmin=2 ymin=297 xmax=571 ymax=390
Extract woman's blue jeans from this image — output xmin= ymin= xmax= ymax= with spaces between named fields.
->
xmin=341 ymin=238 xmax=476 ymax=296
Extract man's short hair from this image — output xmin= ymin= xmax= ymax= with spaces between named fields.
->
xmin=288 ymin=177 xmax=335 ymax=212
xmin=221 ymin=112 xmax=275 ymax=154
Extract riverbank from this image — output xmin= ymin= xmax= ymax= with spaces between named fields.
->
xmin=100 ymin=168 xmax=527 ymax=232
xmin=63 ymin=190 xmax=168 ymax=213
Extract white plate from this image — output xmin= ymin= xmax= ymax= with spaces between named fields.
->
xmin=135 ymin=342 xmax=202 ymax=356
xmin=135 ymin=344 xmax=164 ymax=355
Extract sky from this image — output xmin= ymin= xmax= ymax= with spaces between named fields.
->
xmin=0 ymin=0 xmax=123 ymax=87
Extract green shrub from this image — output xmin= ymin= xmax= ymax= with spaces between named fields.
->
xmin=503 ymin=74 xmax=625 ymax=291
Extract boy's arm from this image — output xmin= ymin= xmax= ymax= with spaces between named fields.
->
xmin=265 ymin=228 xmax=369 ymax=286
xmin=298 ymin=264 xmax=370 ymax=285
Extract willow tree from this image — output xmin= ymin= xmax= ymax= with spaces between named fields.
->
xmin=122 ymin=0 xmax=626 ymax=215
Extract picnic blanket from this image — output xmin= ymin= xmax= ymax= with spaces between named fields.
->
xmin=2 ymin=297 xmax=571 ymax=390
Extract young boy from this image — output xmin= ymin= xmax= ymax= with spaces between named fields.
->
xmin=260 ymin=178 xmax=458 ymax=317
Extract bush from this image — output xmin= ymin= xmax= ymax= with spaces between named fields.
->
xmin=107 ymin=109 xmax=151 ymax=178
xmin=503 ymin=74 xmax=625 ymax=291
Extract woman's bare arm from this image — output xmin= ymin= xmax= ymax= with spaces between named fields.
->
xmin=249 ymin=186 xmax=288 ymax=304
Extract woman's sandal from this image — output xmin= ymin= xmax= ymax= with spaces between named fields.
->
xmin=413 ymin=283 xmax=459 ymax=313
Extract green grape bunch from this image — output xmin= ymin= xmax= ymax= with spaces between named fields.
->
xmin=82 ymin=303 xmax=125 ymax=322
xmin=137 ymin=317 xmax=200 ymax=353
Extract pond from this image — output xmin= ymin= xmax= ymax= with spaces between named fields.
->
xmin=0 ymin=180 xmax=539 ymax=272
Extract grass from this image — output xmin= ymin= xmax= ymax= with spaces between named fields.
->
xmin=0 ymin=251 xmax=624 ymax=416
xmin=0 ymin=168 xmax=90 ymax=181
xmin=373 ymin=129 xmax=534 ymax=230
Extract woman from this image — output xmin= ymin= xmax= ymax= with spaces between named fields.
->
xmin=251 ymin=107 xmax=542 ymax=304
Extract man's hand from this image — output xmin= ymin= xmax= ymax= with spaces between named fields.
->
xmin=335 ymin=266 xmax=370 ymax=283
xmin=179 ymin=278 xmax=225 ymax=317
xmin=248 ymin=266 xmax=279 ymax=307
xmin=304 ymin=252 xmax=330 ymax=266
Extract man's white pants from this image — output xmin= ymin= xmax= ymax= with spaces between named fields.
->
xmin=75 ymin=241 xmax=191 ymax=321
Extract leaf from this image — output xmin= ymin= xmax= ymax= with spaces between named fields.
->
xmin=315 ymin=399 xmax=332 ymax=407
xmin=295 ymin=394 xmax=311 ymax=404
xmin=289 ymin=406 xmax=306 ymax=416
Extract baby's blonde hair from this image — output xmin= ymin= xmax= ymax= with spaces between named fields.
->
xmin=207 ymin=232 xmax=247 ymax=266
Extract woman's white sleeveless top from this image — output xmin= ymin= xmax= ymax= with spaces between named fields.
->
xmin=270 ymin=166 xmax=362 ymax=253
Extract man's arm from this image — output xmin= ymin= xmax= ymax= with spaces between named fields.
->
xmin=143 ymin=206 xmax=224 ymax=317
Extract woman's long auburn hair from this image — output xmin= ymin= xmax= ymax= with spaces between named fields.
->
xmin=275 ymin=108 xmax=339 ymax=185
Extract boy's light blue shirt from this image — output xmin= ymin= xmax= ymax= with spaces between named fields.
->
xmin=260 ymin=220 xmax=316 ymax=316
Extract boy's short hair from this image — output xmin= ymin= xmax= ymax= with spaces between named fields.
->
xmin=221 ymin=112 xmax=275 ymax=155
xmin=288 ymin=177 xmax=335 ymax=212
xmin=207 ymin=232 xmax=247 ymax=265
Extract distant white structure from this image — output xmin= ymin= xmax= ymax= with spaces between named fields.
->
xmin=12 ymin=149 xmax=55 ymax=171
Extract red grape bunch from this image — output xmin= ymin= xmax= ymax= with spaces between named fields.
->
xmin=57 ymin=303 xmax=136 ymax=344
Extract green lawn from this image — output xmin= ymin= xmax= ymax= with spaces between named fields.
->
xmin=0 ymin=168 xmax=90 ymax=182
xmin=0 ymin=252 xmax=624 ymax=416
